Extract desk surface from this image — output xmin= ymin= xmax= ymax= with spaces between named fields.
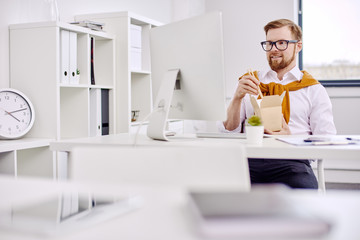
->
xmin=1 ymin=176 xmax=360 ymax=240
xmin=50 ymin=133 xmax=360 ymax=161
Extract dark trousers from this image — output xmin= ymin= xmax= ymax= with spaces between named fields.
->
xmin=248 ymin=158 xmax=318 ymax=189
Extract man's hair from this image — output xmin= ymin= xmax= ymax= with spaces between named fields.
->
xmin=264 ymin=19 xmax=302 ymax=41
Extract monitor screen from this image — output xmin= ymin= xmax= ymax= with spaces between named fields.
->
xmin=148 ymin=11 xmax=227 ymax=140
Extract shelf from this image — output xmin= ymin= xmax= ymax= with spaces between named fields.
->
xmin=0 ymin=138 xmax=54 ymax=178
xmin=75 ymin=11 xmax=162 ymax=133
xmin=9 ymin=20 xmax=116 ymax=178
xmin=9 ymin=21 xmax=115 ymax=40
xmin=60 ymin=84 xmax=114 ymax=89
xmin=0 ymin=138 xmax=52 ymax=152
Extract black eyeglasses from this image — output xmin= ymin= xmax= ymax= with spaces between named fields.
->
xmin=260 ymin=40 xmax=299 ymax=52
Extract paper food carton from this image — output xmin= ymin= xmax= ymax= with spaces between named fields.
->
xmin=250 ymin=92 xmax=285 ymax=131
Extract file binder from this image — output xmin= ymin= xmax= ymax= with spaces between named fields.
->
xmin=101 ymin=89 xmax=109 ymax=135
xmin=60 ymin=30 xmax=78 ymax=84
xmin=89 ymin=88 xmax=101 ymax=137
xmin=90 ymin=37 xmax=95 ymax=85
xmin=69 ymin=31 xmax=78 ymax=84
xmin=60 ymin=30 xmax=70 ymax=84
xmin=89 ymin=89 xmax=109 ymax=136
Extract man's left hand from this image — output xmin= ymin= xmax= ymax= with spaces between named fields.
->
xmin=264 ymin=118 xmax=291 ymax=135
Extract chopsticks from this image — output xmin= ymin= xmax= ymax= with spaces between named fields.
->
xmin=248 ymin=69 xmax=263 ymax=99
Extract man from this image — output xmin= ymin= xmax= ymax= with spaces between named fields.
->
xmin=219 ymin=19 xmax=336 ymax=189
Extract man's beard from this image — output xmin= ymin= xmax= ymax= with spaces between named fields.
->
xmin=268 ymin=48 xmax=296 ymax=71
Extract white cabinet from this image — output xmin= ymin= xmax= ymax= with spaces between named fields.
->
xmin=10 ymin=21 xmax=115 ymax=139
xmin=8 ymin=21 xmax=115 ymax=178
xmin=75 ymin=12 xmax=162 ymax=133
xmin=0 ymin=139 xmax=54 ymax=178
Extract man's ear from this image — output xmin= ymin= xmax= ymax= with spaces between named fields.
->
xmin=296 ymin=41 xmax=303 ymax=53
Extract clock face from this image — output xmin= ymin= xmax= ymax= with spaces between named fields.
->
xmin=0 ymin=89 xmax=35 ymax=139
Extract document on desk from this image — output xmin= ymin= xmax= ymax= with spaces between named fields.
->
xmin=188 ymin=186 xmax=332 ymax=239
xmin=276 ymin=136 xmax=358 ymax=146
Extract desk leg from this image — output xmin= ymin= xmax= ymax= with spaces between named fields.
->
xmin=317 ymin=159 xmax=326 ymax=193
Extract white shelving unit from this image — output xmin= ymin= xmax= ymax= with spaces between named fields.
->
xmin=75 ymin=11 xmax=165 ymax=133
xmin=0 ymin=138 xmax=54 ymax=178
xmin=8 ymin=21 xmax=115 ymax=178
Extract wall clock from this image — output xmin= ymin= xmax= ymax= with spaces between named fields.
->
xmin=0 ymin=88 xmax=35 ymax=139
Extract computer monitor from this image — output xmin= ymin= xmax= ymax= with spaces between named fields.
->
xmin=148 ymin=11 xmax=227 ymax=140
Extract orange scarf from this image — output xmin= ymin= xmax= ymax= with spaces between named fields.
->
xmin=245 ymin=70 xmax=319 ymax=123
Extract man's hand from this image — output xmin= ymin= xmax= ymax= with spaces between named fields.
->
xmin=235 ymin=74 xmax=261 ymax=99
xmin=264 ymin=118 xmax=291 ymax=135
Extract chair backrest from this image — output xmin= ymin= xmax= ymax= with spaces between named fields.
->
xmin=69 ymin=144 xmax=250 ymax=191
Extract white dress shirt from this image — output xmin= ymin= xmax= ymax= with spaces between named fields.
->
xmin=219 ymin=66 xmax=337 ymax=135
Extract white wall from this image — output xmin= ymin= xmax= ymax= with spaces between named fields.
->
xmin=205 ymin=0 xmax=298 ymax=98
xmin=327 ymin=88 xmax=360 ymax=134
xmin=0 ymin=0 xmax=174 ymax=89
xmin=172 ymin=0 xmax=205 ymax=21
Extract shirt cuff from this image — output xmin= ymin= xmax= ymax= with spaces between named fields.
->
xmin=217 ymin=121 xmax=243 ymax=133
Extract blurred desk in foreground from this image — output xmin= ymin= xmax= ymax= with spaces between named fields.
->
xmin=1 ymin=176 xmax=360 ymax=240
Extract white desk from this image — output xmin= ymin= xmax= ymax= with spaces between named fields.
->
xmin=1 ymin=176 xmax=360 ymax=240
xmin=50 ymin=133 xmax=360 ymax=160
xmin=50 ymin=133 xmax=360 ymax=192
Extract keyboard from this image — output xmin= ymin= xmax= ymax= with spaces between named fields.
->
xmin=195 ymin=132 xmax=247 ymax=139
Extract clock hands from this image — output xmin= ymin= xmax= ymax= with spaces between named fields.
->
xmin=4 ymin=110 xmax=20 ymax=122
xmin=0 ymin=107 xmax=27 ymax=122
xmin=9 ymin=108 xmax=27 ymax=114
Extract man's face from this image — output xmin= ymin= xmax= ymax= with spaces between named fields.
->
xmin=266 ymin=26 xmax=301 ymax=72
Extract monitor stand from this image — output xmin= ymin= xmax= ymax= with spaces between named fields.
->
xmin=147 ymin=69 xmax=180 ymax=141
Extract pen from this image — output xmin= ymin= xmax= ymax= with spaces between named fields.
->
xmin=346 ymin=137 xmax=360 ymax=141
xmin=303 ymin=137 xmax=330 ymax=142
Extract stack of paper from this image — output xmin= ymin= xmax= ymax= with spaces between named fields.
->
xmin=71 ymin=20 xmax=105 ymax=31
xmin=276 ymin=136 xmax=358 ymax=146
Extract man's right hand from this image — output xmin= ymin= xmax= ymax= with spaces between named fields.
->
xmin=235 ymin=74 xmax=261 ymax=99
xmin=223 ymin=73 xmax=261 ymax=131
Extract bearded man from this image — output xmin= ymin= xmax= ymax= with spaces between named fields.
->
xmin=219 ymin=19 xmax=336 ymax=189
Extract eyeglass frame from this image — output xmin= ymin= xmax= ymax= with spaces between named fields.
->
xmin=260 ymin=40 xmax=299 ymax=52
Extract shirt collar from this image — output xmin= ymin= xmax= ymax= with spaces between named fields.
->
xmin=258 ymin=66 xmax=304 ymax=84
